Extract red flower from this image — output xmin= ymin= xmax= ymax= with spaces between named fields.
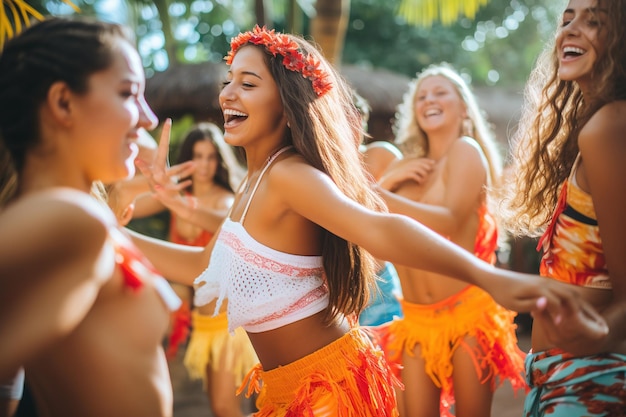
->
xmin=224 ymin=25 xmax=333 ymax=97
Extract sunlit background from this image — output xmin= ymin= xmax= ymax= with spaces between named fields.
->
xmin=2 ymin=0 xmax=563 ymax=85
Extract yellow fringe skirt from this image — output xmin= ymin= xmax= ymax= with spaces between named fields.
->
xmin=183 ymin=310 xmax=259 ymax=388
xmin=377 ymin=285 xmax=526 ymax=412
xmin=238 ymin=328 xmax=401 ymax=417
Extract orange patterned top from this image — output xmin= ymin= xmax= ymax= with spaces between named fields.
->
xmin=537 ymin=157 xmax=610 ymax=289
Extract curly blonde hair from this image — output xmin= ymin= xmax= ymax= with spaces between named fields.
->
xmin=393 ymin=63 xmax=502 ymax=190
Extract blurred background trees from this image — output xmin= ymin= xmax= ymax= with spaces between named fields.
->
xmin=3 ymin=0 xmax=562 ymax=86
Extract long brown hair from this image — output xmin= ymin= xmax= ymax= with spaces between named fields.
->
xmin=175 ymin=122 xmax=245 ymax=193
xmin=238 ymin=35 xmax=386 ymax=322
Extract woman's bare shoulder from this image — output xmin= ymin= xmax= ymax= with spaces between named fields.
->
xmin=448 ymin=137 xmax=487 ymax=166
xmin=363 ymin=140 xmax=403 ymax=159
xmin=0 ymin=188 xmax=113 ymax=271
xmin=581 ymin=101 xmax=626 ymax=147
xmin=6 ymin=188 xmax=115 ymax=226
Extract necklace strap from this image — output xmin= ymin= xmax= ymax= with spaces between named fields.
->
xmin=240 ymin=146 xmax=293 ymax=223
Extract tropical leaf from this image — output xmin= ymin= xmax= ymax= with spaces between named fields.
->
xmin=0 ymin=0 xmax=79 ymax=49
xmin=397 ymin=0 xmax=491 ymax=27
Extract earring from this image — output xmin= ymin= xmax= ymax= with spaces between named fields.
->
xmin=462 ymin=118 xmax=474 ymax=137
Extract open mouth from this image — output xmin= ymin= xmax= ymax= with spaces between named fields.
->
xmin=223 ymin=108 xmax=248 ymax=126
xmin=424 ymin=109 xmax=442 ymax=118
xmin=562 ymin=46 xmax=585 ymax=59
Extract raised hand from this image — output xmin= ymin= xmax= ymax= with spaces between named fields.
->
xmin=135 ymin=118 xmax=195 ymax=194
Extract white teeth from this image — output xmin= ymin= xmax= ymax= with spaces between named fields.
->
xmin=425 ymin=109 xmax=441 ymax=117
xmin=563 ymin=46 xmax=584 ymax=55
xmin=223 ymin=109 xmax=248 ymax=117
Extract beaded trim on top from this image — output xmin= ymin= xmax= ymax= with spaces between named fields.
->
xmin=225 ymin=25 xmax=333 ymax=97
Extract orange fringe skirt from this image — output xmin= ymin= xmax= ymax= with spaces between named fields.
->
xmin=377 ymin=285 xmax=527 ymax=414
xmin=183 ymin=310 xmax=259 ymax=388
xmin=238 ymin=328 xmax=401 ymax=417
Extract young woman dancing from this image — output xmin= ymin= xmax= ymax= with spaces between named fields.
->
xmin=129 ymin=26 xmax=607 ymax=416
xmin=0 ymin=17 xmax=180 ymax=417
xmin=501 ymin=1 xmax=626 ymax=415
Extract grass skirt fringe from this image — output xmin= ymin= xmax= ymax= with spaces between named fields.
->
xmin=183 ymin=310 xmax=258 ymax=387
xmin=238 ymin=328 xmax=401 ymax=417
xmin=376 ymin=285 xmax=527 ymax=416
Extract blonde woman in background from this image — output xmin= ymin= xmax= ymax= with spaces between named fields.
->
xmin=375 ymin=63 xmax=526 ymax=417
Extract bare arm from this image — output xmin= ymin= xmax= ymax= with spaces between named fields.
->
xmin=149 ymin=186 xmax=233 ymax=233
xmin=127 ymin=229 xmax=212 ymax=286
xmin=270 ymin=157 xmax=607 ymax=336
xmin=362 ymin=141 xmax=403 ymax=181
xmin=378 ymin=157 xmax=435 ymax=191
xmin=126 ymin=119 xmax=216 ymax=285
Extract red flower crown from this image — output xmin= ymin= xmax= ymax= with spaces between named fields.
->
xmin=225 ymin=25 xmax=333 ymax=97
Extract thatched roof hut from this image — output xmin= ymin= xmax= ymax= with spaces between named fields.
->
xmin=145 ymin=61 xmax=228 ymax=125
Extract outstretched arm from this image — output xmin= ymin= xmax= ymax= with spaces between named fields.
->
xmin=127 ymin=229 xmax=211 ymax=286
xmin=272 ymin=157 xmax=608 ymax=340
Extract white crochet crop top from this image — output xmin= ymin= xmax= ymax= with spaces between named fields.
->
xmin=193 ymin=146 xmax=329 ymax=333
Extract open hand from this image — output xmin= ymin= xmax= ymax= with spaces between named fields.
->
xmin=135 ymin=118 xmax=195 ymax=194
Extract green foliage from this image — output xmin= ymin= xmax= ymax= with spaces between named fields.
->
xmin=343 ymin=0 xmax=560 ymax=87
xmin=14 ymin=0 xmax=562 ymax=88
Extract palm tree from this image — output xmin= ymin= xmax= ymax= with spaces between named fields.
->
xmin=309 ymin=0 xmax=491 ymax=65
xmin=310 ymin=0 xmax=350 ymax=65
xmin=0 ymin=0 xmax=78 ymax=49
xmin=397 ymin=0 xmax=491 ymax=27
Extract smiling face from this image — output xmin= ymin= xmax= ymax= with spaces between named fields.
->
xmin=71 ymin=39 xmax=157 ymax=185
xmin=556 ymin=0 xmax=607 ymax=93
xmin=219 ymin=45 xmax=287 ymax=149
xmin=413 ymin=75 xmax=466 ymax=137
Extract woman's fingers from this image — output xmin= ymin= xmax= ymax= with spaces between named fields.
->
xmin=166 ymin=161 xmax=196 ymax=183
xmin=531 ymin=283 xmax=608 ymax=354
xmin=156 ymin=118 xmax=172 ymax=168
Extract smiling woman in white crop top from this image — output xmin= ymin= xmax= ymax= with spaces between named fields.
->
xmin=194 ymin=146 xmax=331 ymax=334
xmin=130 ymin=26 xmax=607 ymax=417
